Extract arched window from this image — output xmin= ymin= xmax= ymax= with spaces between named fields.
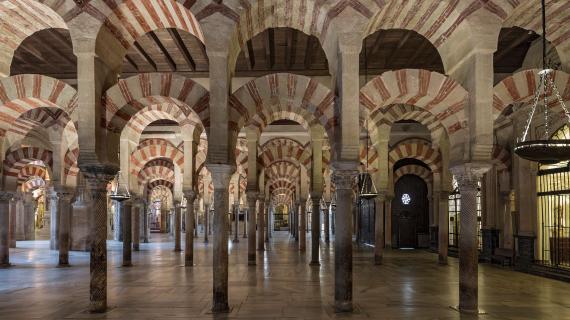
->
xmin=537 ymin=125 xmax=570 ymax=269
xmin=448 ymin=176 xmax=482 ymax=251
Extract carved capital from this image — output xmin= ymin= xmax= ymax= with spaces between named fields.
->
xmin=332 ymin=170 xmax=358 ymax=190
xmin=206 ymin=164 xmax=235 ymax=189
xmin=0 ymin=191 xmax=13 ymax=202
xmin=80 ymin=164 xmax=119 ymax=192
xmin=450 ymin=163 xmax=491 ymax=191
xmin=183 ymin=190 xmax=197 ymax=202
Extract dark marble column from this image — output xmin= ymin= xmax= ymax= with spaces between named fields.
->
xmin=246 ymin=192 xmax=257 ymax=265
xmin=0 ymin=192 xmax=13 ymax=267
xmin=374 ymin=194 xmax=385 ymax=265
xmin=174 ymin=201 xmax=182 ymax=252
xmin=184 ymin=190 xmax=196 ymax=266
xmin=299 ymin=201 xmax=306 ymax=252
xmin=132 ymin=198 xmax=142 ymax=251
xmin=481 ymin=228 xmax=500 ymax=261
xmin=208 ymin=164 xmax=234 ymax=313
xmin=323 ymin=202 xmax=330 ymax=244
xmin=452 ymin=165 xmax=489 ymax=314
xmin=122 ymin=200 xmax=133 ymax=267
xmin=438 ymin=191 xmax=449 ymax=264
xmin=265 ymin=201 xmax=270 ymax=242
xmin=257 ymin=196 xmax=265 ymax=251
xmin=333 ymin=167 xmax=357 ymax=312
xmin=310 ymin=194 xmax=321 ymax=266
xmin=57 ymin=189 xmax=74 ymax=267
xmin=81 ymin=165 xmax=117 ymax=313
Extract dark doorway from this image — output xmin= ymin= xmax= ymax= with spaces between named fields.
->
xmin=392 ymin=174 xmax=429 ymax=248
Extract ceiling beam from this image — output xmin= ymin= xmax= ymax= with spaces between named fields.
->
xmin=134 ymin=42 xmax=157 ymax=71
xmin=168 ymin=29 xmax=196 ymax=71
xmin=245 ymin=40 xmax=255 ymax=69
xmin=286 ymin=29 xmax=297 ymax=70
xmin=148 ymin=31 xmax=176 ymax=71
xmin=264 ymin=29 xmax=275 ymax=69
xmin=384 ymin=32 xmax=412 ymax=68
xmin=304 ymin=36 xmax=315 ymax=70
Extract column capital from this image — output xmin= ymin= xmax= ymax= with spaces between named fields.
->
xmin=0 ymin=191 xmax=13 ymax=202
xmin=206 ymin=164 xmax=235 ymax=189
xmin=183 ymin=190 xmax=197 ymax=202
xmin=451 ymin=163 xmax=491 ymax=191
xmin=332 ymin=170 xmax=358 ymax=190
xmin=80 ymin=164 xmax=119 ymax=191
xmin=310 ymin=192 xmax=322 ymax=201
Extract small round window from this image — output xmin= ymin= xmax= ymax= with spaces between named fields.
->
xmin=401 ymin=193 xmax=411 ymax=205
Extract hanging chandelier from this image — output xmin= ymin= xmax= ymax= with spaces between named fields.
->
xmin=514 ymin=0 xmax=570 ymax=164
xmin=109 ymin=153 xmax=131 ymax=202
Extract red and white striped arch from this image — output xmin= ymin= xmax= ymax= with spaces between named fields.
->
xmin=138 ymin=158 xmax=175 ymax=187
xmin=0 ymin=75 xmax=78 ymax=135
xmin=360 ymin=69 xmax=468 ymax=144
xmin=130 ymin=138 xmax=184 ymax=175
xmin=260 ymin=138 xmax=311 ymax=170
xmin=104 ymin=73 xmax=209 ymax=135
xmin=94 ymin=0 xmax=203 ymax=52
xmin=0 ymin=0 xmax=68 ymax=76
xmin=63 ymin=147 xmax=79 ymax=183
xmin=365 ymin=0 xmax=495 ymax=50
xmin=493 ymin=69 xmax=570 ymax=120
xmin=388 ymin=140 xmax=441 ymax=173
xmin=230 ymin=73 xmax=335 ymax=139
xmin=394 ymin=165 xmax=432 ymax=185
xmin=265 ymin=161 xmax=300 ymax=183
xmin=149 ymin=184 xmax=173 ymax=205
xmin=21 ymin=177 xmax=46 ymax=193
xmin=17 ymin=164 xmax=49 ymax=187
xmin=3 ymin=147 xmax=53 ymax=191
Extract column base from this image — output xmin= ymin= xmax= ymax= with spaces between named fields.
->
xmin=204 ymin=239 xmax=209 ymax=244
xmin=122 ymin=262 xmax=132 ymax=267
xmin=438 ymin=255 xmax=448 ymax=265
xmin=57 ymin=263 xmax=71 ymax=268
xmin=374 ymin=255 xmax=382 ymax=265
xmin=309 ymin=261 xmax=320 ymax=266
xmin=0 ymin=262 xmax=11 ymax=268
xmin=450 ymin=305 xmax=486 ymax=315
xmin=174 ymin=248 xmax=182 ymax=252
xmin=232 ymin=238 xmax=239 ymax=243
xmin=133 ymin=245 xmax=140 ymax=251
xmin=89 ymin=302 xmax=107 ymax=314
xmin=211 ymin=303 xmax=230 ymax=313
xmin=334 ymin=301 xmax=353 ymax=313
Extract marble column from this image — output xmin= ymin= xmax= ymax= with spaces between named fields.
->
xmin=204 ymin=202 xmax=209 ymax=243
xmin=184 ymin=191 xmax=196 ymax=266
xmin=264 ymin=206 xmax=268 ymax=241
xmin=299 ymin=200 xmax=307 ymax=252
xmin=57 ymin=189 xmax=74 ymax=267
xmin=132 ymin=198 xmax=141 ymax=251
xmin=452 ymin=165 xmax=488 ymax=314
xmin=113 ymin=200 xmax=122 ymax=241
xmin=246 ymin=192 xmax=257 ymax=265
xmin=232 ymin=202 xmax=239 ymax=243
xmin=323 ymin=203 xmax=330 ymax=244
xmin=385 ymin=196 xmax=393 ymax=247
xmin=310 ymin=195 xmax=321 ymax=266
xmin=209 ymin=164 xmax=234 ymax=313
xmin=333 ymin=168 xmax=357 ymax=312
xmin=257 ymin=196 xmax=265 ymax=251
xmin=71 ymin=178 xmax=90 ymax=251
xmin=23 ymin=192 xmax=35 ymax=240
xmin=82 ymin=165 xmax=117 ymax=313
xmin=502 ymin=192 xmax=513 ymax=249
xmin=9 ymin=193 xmax=21 ymax=248
xmin=122 ymin=200 xmax=132 ymax=267
xmin=174 ymin=201 xmax=182 ymax=252
xmin=49 ymin=189 xmax=59 ymax=249
xmin=143 ymin=203 xmax=149 ymax=243
xmin=331 ymin=204 xmax=336 ymax=235
xmin=374 ymin=194 xmax=385 ymax=265
xmin=242 ymin=207 xmax=248 ymax=238
xmin=438 ymin=191 xmax=450 ymax=264
xmin=0 ymin=192 xmax=13 ymax=267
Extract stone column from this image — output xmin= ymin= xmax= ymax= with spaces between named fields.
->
xmin=384 ymin=195 xmax=393 ymax=247
xmin=71 ymin=177 xmax=90 ymax=251
xmin=323 ymin=203 xmax=330 ymax=244
xmin=184 ymin=191 xmax=196 ymax=266
xmin=438 ymin=191 xmax=450 ymax=264
xmin=374 ymin=194 xmax=385 ymax=265
xmin=122 ymin=199 xmax=133 ymax=267
xmin=333 ymin=168 xmax=357 ymax=312
xmin=57 ymin=189 xmax=74 ymax=267
xmin=143 ymin=202 xmax=149 ymax=243
xmin=246 ymin=192 xmax=257 ymax=265
xmin=204 ymin=202 xmax=209 ymax=243
xmin=265 ymin=200 xmax=270 ymax=243
xmin=23 ymin=193 xmax=35 ymax=240
xmin=257 ymin=196 xmax=265 ymax=251
xmin=173 ymin=201 xmax=182 ymax=252
xmin=49 ymin=189 xmax=58 ymax=249
xmin=299 ymin=200 xmax=307 ymax=252
xmin=502 ymin=192 xmax=513 ymax=249
xmin=208 ymin=164 xmax=234 ymax=313
xmin=452 ymin=165 xmax=488 ymax=314
xmin=331 ymin=204 xmax=336 ymax=235
xmin=113 ymin=200 xmax=122 ymax=241
xmin=132 ymin=198 xmax=141 ymax=251
xmin=232 ymin=202 xmax=240 ymax=243
xmin=310 ymin=195 xmax=321 ymax=266
xmin=82 ymin=165 xmax=117 ymax=313
xmin=0 ymin=192 xmax=13 ymax=267
xmin=242 ymin=207 xmax=247 ymax=238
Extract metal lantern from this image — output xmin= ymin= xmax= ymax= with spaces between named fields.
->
xmin=109 ymin=170 xmax=131 ymax=202
xmin=514 ymin=0 xmax=570 ymax=164
xmin=357 ymin=172 xmax=378 ymax=199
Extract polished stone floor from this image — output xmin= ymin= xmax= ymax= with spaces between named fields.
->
xmin=1 ymin=231 xmax=569 ymax=319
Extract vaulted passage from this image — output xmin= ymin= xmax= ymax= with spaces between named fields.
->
xmin=1 ymin=0 xmax=570 ymax=318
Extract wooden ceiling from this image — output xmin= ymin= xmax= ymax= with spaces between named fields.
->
xmin=11 ymin=27 xmax=540 ymax=81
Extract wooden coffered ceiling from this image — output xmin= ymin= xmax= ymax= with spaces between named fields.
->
xmin=11 ymin=27 xmax=541 ymax=83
